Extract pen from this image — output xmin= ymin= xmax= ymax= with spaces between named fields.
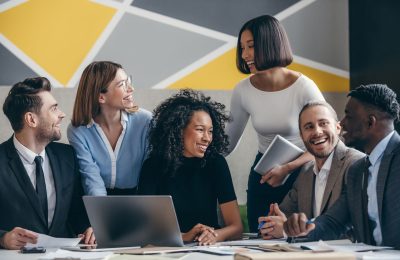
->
xmin=257 ymin=209 xmax=270 ymax=230
xmin=306 ymin=218 xmax=315 ymax=225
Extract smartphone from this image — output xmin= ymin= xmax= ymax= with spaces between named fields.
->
xmin=20 ymin=246 xmax=46 ymax=254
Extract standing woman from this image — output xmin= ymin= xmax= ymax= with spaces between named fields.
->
xmin=226 ymin=15 xmax=325 ymax=232
xmin=138 ymin=90 xmax=243 ymax=245
xmin=68 ymin=61 xmax=152 ymax=196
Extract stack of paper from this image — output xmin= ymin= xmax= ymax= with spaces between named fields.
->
xmin=234 ymin=251 xmax=356 ymax=260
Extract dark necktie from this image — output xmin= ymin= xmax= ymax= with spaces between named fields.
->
xmin=34 ymin=156 xmax=48 ymax=226
xmin=361 ymin=156 xmax=375 ymax=244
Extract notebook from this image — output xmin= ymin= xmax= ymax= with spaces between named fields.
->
xmin=254 ymin=135 xmax=304 ymax=175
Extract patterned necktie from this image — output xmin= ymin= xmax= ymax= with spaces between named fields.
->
xmin=34 ymin=156 xmax=48 ymax=226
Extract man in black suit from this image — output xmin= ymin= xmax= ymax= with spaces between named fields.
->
xmin=284 ymin=84 xmax=400 ymax=249
xmin=0 ymin=77 xmax=95 ymax=249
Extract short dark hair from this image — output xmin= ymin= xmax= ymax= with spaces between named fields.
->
xmin=148 ymin=89 xmax=230 ymax=175
xmin=348 ymin=84 xmax=400 ymax=122
xmin=236 ymin=15 xmax=293 ymax=74
xmin=298 ymin=100 xmax=338 ymax=131
xmin=3 ymin=77 xmax=52 ymax=132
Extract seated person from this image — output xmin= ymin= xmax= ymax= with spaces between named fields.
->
xmin=67 ymin=61 xmax=152 ymax=196
xmin=0 ymin=77 xmax=94 ymax=249
xmin=258 ymin=101 xmax=364 ymax=239
xmin=284 ymin=84 xmax=400 ymax=249
xmin=138 ymin=89 xmax=243 ymax=245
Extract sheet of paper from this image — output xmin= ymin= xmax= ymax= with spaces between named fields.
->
xmin=357 ymin=250 xmax=400 ymax=260
xmin=26 ymin=233 xmax=81 ymax=248
xmin=218 ymin=238 xmax=287 ymax=246
xmin=38 ymin=249 xmax=113 ymax=260
xmin=292 ymin=240 xmax=392 ymax=252
xmin=329 ymin=243 xmax=392 ymax=252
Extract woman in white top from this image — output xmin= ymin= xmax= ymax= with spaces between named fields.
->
xmin=226 ymin=15 xmax=325 ymax=232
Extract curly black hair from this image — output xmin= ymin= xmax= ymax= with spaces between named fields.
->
xmin=348 ymin=84 xmax=400 ymax=122
xmin=148 ymin=89 xmax=230 ymax=175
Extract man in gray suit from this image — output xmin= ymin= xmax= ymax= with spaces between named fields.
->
xmin=284 ymin=84 xmax=400 ymax=249
xmin=258 ymin=101 xmax=363 ymax=239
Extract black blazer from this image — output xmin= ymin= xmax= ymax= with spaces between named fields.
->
xmin=309 ymin=132 xmax=400 ymax=249
xmin=0 ymin=137 xmax=89 ymax=239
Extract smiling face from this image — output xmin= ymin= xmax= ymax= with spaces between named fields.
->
xmin=240 ymin=30 xmax=256 ymax=73
xmin=182 ymin=110 xmax=213 ymax=158
xmin=99 ymin=68 xmax=134 ymax=110
xmin=300 ymin=105 xmax=341 ymax=160
xmin=35 ymin=91 xmax=65 ymax=142
xmin=340 ymin=97 xmax=370 ymax=151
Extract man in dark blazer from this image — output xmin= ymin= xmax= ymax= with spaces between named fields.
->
xmin=284 ymin=84 xmax=400 ymax=249
xmin=258 ymin=101 xmax=363 ymax=239
xmin=0 ymin=77 xmax=94 ymax=249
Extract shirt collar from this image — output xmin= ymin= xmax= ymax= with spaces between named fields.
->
xmin=86 ymin=111 xmax=129 ymax=128
xmin=313 ymin=151 xmax=334 ymax=177
xmin=369 ymin=131 xmax=395 ymax=166
xmin=13 ymin=135 xmax=46 ymax=164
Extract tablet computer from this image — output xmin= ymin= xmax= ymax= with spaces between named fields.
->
xmin=254 ymin=135 xmax=304 ymax=175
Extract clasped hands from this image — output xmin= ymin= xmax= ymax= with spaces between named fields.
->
xmin=258 ymin=203 xmax=315 ymax=240
xmin=258 ymin=203 xmax=287 ymax=239
xmin=0 ymin=227 xmax=95 ymax=250
xmin=182 ymin=223 xmax=218 ymax=246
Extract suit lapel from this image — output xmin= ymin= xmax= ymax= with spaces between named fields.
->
xmin=5 ymin=137 xmax=48 ymax=227
xmin=320 ymin=141 xmax=346 ymax=214
xmin=376 ymin=132 xmax=400 ymax=223
xmin=351 ymin=159 xmax=369 ymax=241
xmin=300 ymin=167 xmax=314 ymax=218
xmin=46 ymin=145 xmax=63 ymax=232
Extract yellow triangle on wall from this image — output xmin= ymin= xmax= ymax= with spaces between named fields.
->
xmin=0 ymin=0 xmax=116 ymax=86
xmin=168 ymin=47 xmax=349 ymax=92
xmin=288 ymin=63 xmax=349 ymax=92
xmin=168 ymin=48 xmax=246 ymax=90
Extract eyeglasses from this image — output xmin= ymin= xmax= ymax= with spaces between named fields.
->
xmin=121 ymin=75 xmax=133 ymax=92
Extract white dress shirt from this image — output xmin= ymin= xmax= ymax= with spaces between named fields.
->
xmin=13 ymin=136 xmax=56 ymax=227
xmin=313 ymin=151 xmax=334 ymax=217
xmin=367 ymin=131 xmax=394 ymax=245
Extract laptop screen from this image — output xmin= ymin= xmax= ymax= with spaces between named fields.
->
xmin=83 ymin=195 xmax=184 ymax=248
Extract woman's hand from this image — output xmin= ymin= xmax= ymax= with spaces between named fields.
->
xmin=182 ymin=223 xmax=217 ymax=244
xmin=260 ymin=164 xmax=290 ymax=187
xmin=197 ymin=228 xmax=218 ymax=245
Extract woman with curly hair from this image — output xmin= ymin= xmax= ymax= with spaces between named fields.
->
xmin=138 ymin=89 xmax=243 ymax=245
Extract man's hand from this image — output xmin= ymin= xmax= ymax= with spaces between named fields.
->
xmin=259 ymin=203 xmax=287 ymax=239
xmin=260 ymin=165 xmax=290 ymax=187
xmin=284 ymin=213 xmax=315 ymax=237
xmin=0 ymin=227 xmax=38 ymax=250
xmin=78 ymin=227 xmax=96 ymax=245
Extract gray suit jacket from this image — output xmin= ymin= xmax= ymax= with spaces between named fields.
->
xmin=310 ymin=132 xmax=400 ymax=249
xmin=280 ymin=140 xmax=364 ymax=218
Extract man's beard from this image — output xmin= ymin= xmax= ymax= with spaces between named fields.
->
xmin=36 ymin=123 xmax=61 ymax=143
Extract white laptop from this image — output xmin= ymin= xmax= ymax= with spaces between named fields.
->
xmin=81 ymin=195 xmax=184 ymax=249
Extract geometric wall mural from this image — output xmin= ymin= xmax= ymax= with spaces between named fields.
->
xmin=0 ymin=0 xmax=349 ymax=92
